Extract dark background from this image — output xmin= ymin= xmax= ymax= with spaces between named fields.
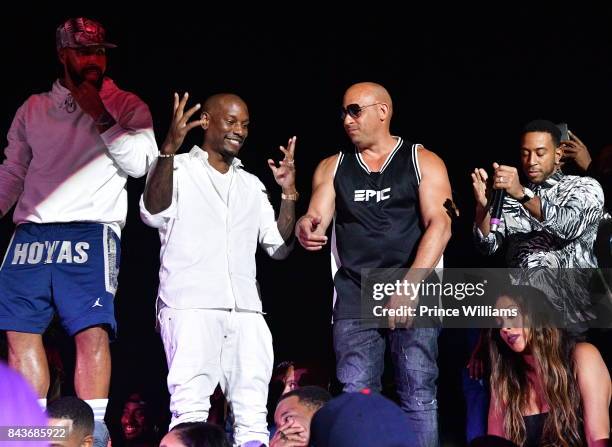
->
xmin=1 ymin=5 xmax=611 ymax=445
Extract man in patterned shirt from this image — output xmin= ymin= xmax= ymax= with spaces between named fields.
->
xmin=471 ymin=119 xmax=604 ymax=320
xmin=472 ymin=119 xmax=604 ymax=267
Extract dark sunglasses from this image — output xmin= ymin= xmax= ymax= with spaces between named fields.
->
xmin=340 ymin=102 xmax=383 ymax=120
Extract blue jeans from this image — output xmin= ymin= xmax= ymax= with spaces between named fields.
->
xmin=333 ymin=320 xmax=440 ymax=447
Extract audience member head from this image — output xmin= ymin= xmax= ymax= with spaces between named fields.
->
xmin=273 ymin=385 xmax=331 ymax=445
xmin=121 ymin=392 xmax=159 ymax=445
xmin=47 ymin=397 xmax=94 ymax=447
xmin=160 ymin=422 xmax=229 ymax=447
xmin=310 ymin=390 xmax=416 ymax=447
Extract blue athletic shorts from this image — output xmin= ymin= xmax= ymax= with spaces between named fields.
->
xmin=0 ymin=223 xmax=120 ymax=338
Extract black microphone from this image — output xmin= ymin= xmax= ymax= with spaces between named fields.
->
xmin=489 ymin=189 xmax=506 ymax=232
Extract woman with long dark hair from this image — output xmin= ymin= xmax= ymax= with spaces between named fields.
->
xmin=487 ymin=286 xmax=610 ymax=446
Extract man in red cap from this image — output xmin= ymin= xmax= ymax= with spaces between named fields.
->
xmin=0 ymin=17 xmax=158 ymax=447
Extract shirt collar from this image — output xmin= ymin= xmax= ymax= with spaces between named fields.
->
xmin=528 ymin=169 xmax=564 ymax=191
xmin=189 ymin=146 xmax=243 ymax=168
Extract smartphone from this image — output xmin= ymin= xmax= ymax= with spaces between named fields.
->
xmin=557 ymin=122 xmax=570 ymax=142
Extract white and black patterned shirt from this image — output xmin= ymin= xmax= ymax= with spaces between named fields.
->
xmin=474 ymin=172 xmax=604 ymax=323
xmin=474 ymin=171 xmax=604 ymax=268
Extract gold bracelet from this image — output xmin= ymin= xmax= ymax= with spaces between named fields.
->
xmin=281 ymin=191 xmax=299 ymax=201
xmin=158 ymin=152 xmax=175 ymax=158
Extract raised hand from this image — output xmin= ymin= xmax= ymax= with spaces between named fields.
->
xmin=161 ymin=92 xmax=203 ymax=155
xmin=471 ymin=168 xmax=489 ymax=209
xmin=561 ymin=130 xmax=592 ymax=172
xmin=492 ymin=162 xmax=522 ymax=199
xmin=270 ymin=418 xmax=308 ymax=447
xmin=268 ymin=136 xmax=297 ymax=192
xmin=63 ymin=64 xmax=108 ymax=122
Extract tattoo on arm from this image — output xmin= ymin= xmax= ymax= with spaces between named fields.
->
xmin=443 ymin=198 xmax=459 ymax=221
xmin=277 ymin=198 xmax=296 ymax=243
xmin=143 ymin=158 xmax=174 ymax=214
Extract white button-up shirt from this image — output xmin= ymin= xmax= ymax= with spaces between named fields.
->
xmin=140 ymin=146 xmax=291 ymax=312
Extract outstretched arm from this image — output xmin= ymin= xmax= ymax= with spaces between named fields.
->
xmin=295 ymin=154 xmax=338 ymax=251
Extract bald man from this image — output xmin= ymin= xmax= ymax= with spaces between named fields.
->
xmin=141 ymin=93 xmax=297 ymax=446
xmin=296 ymin=82 xmax=453 ymax=446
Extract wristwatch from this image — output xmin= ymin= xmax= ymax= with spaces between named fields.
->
xmin=281 ymin=191 xmax=299 ymax=201
xmin=517 ymin=187 xmax=535 ymax=204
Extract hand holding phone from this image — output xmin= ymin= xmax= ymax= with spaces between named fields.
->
xmin=560 ymin=127 xmax=592 ymax=172
xmin=557 ymin=122 xmax=570 ymax=142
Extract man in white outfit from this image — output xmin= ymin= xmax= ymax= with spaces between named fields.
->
xmin=141 ymin=92 xmax=297 ymax=446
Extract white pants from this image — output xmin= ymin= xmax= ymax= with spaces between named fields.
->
xmin=158 ymin=306 xmax=273 ymax=446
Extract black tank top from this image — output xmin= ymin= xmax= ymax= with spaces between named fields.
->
xmin=524 ymin=413 xmax=547 ymax=447
xmin=331 ymin=137 xmax=423 ymax=319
